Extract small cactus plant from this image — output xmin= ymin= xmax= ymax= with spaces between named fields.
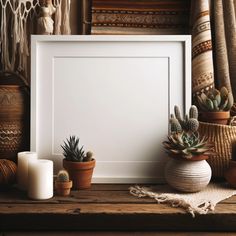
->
xmin=55 ymin=169 xmax=72 ymax=196
xmin=57 ymin=170 xmax=70 ymax=182
xmin=196 ymin=87 xmax=234 ymax=112
xmin=163 ymin=105 xmax=214 ymax=160
xmin=170 ymin=105 xmax=199 ymax=133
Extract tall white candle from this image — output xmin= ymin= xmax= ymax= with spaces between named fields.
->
xmin=17 ymin=151 xmax=38 ymax=190
xmin=28 ymin=159 xmax=53 ymax=200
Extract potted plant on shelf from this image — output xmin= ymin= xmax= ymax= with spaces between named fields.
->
xmin=55 ymin=170 xmax=72 ymax=196
xmin=61 ymin=136 xmax=95 ymax=190
xmin=196 ymin=87 xmax=233 ymax=125
xmin=163 ymin=105 xmax=215 ymax=192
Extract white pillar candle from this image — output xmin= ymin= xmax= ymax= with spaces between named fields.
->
xmin=17 ymin=151 xmax=38 ymax=190
xmin=28 ymin=159 xmax=53 ymax=200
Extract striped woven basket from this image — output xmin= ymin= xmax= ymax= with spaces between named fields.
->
xmin=199 ymin=121 xmax=236 ymax=178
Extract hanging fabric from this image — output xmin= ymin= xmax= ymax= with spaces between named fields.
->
xmin=191 ymin=0 xmax=215 ymax=97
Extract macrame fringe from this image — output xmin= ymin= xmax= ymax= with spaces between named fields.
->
xmin=61 ymin=0 xmax=71 ymax=35
xmin=129 ymin=186 xmax=215 ymax=217
xmin=0 ymin=0 xmax=71 ymax=82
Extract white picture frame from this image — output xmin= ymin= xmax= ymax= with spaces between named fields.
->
xmin=31 ymin=35 xmax=191 ymax=183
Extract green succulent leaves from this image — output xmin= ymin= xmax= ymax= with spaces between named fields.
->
xmin=196 ymin=87 xmax=234 ymax=112
xmin=164 ymin=105 xmax=214 ymax=160
xmin=61 ymin=136 xmax=86 ymax=162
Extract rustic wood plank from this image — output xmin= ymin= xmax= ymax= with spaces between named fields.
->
xmin=1 ymin=184 xmax=236 ymax=231
xmin=1 ymin=203 xmax=236 ymax=231
xmin=1 ymin=189 xmax=236 ymax=204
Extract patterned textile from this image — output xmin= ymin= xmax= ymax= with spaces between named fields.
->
xmin=191 ymin=0 xmax=215 ymax=96
xmin=91 ymin=0 xmax=190 ymax=35
xmin=212 ymin=0 xmax=236 ymax=100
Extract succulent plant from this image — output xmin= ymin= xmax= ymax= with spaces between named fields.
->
xmin=196 ymin=87 xmax=234 ymax=112
xmin=164 ymin=105 xmax=214 ymax=159
xmin=57 ymin=170 xmax=70 ymax=182
xmin=61 ymin=136 xmax=87 ymax=162
xmin=163 ymin=132 xmax=214 ymax=159
xmin=170 ymin=105 xmax=199 ymax=133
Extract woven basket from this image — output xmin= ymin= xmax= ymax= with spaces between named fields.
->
xmin=199 ymin=121 xmax=236 ymax=178
xmin=0 ymin=71 xmax=30 ymax=162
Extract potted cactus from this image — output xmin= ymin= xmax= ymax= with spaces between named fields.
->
xmin=55 ymin=170 xmax=72 ymax=196
xmin=163 ymin=105 xmax=214 ymax=192
xmin=196 ymin=87 xmax=234 ymax=125
xmin=61 ymin=136 xmax=95 ymax=190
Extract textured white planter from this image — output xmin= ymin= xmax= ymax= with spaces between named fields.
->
xmin=165 ymin=158 xmax=212 ymax=193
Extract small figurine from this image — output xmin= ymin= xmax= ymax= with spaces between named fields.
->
xmin=37 ymin=6 xmax=54 ymax=35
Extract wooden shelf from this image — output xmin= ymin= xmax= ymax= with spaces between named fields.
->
xmin=1 ymin=184 xmax=236 ymax=232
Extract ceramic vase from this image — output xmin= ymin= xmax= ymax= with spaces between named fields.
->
xmin=165 ymin=157 xmax=212 ymax=192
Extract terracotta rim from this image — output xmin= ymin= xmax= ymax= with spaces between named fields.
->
xmin=200 ymin=111 xmax=230 ymax=119
xmin=63 ymin=159 xmax=96 ymax=170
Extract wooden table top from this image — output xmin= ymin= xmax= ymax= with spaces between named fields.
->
xmin=1 ymin=184 xmax=236 ymax=232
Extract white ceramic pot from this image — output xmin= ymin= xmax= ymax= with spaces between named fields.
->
xmin=165 ymin=158 xmax=212 ymax=193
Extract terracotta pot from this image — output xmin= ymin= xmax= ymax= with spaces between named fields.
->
xmin=199 ymin=111 xmax=230 ymax=125
xmin=224 ymin=160 xmax=236 ymax=188
xmin=55 ymin=180 xmax=73 ymax=196
xmin=63 ymin=159 xmax=95 ymax=190
xmin=165 ymin=155 xmax=212 ymax=192
xmin=0 ymin=72 xmax=30 ymax=162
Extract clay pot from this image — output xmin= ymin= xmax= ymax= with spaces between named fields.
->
xmin=63 ymin=159 xmax=95 ymax=190
xmin=224 ymin=160 xmax=236 ymax=188
xmin=0 ymin=72 xmax=30 ymax=162
xmin=165 ymin=155 xmax=212 ymax=192
xmin=199 ymin=111 xmax=230 ymax=125
xmin=55 ymin=180 xmax=73 ymax=196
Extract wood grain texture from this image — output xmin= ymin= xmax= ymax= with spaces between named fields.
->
xmin=1 ymin=184 xmax=236 ymax=231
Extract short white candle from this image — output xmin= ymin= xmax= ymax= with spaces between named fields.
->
xmin=17 ymin=151 xmax=38 ymax=190
xmin=28 ymin=159 xmax=53 ymax=200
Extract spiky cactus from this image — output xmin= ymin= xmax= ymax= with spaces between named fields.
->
xmin=189 ymin=105 xmax=198 ymax=119
xmin=57 ymin=170 xmax=70 ymax=182
xmin=196 ymin=87 xmax=234 ymax=112
xmin=163 ymin=132 xmax=214 ymax=159
xmin=61 ymin=136 xmax=93 ymax=162
xmin=164 ymin=105 xmax=214 ymax=159
xmin=170 ymin=105 xmax=199 ymax=133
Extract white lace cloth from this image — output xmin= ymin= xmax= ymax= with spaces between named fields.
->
xmin=130 ymin=183 xmax=236 ymax=217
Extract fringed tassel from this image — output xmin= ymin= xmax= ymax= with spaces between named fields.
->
xmin=61 ymin=0 xmax=71 ymax=35
xmin=129 ymin=186 xmax=215 ymax=218
xmin=54 ymin=0 xmax=62 ymax=34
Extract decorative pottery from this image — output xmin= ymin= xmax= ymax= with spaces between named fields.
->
xmin=165 ymin=156 xmax=212 ymax=193
xmin=199 ymin=111 xmax=230 ymax=125
xmin=224 ymin=160 xmax=236 ymax=188
xmin=55 ymin=180 xmax=73 ymax=196
xmin=0 ymin=159 xmax=17 ymax=186
xmin=0 ymin=72 xmax=30 ymax=162
xmin=63 ymin=159 xmax=95 ymax=190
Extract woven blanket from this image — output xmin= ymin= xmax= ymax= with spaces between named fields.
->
xmin=130 ymin=183 xmax=236 ymax=217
